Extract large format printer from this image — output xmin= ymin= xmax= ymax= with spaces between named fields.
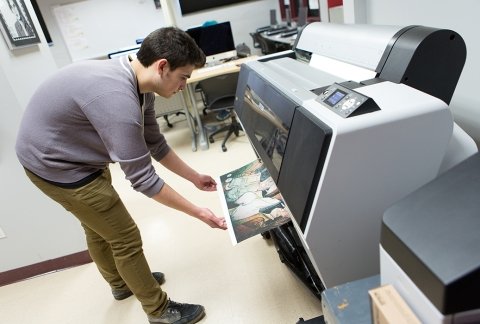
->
xmin=233 ymin=23 xmax=477 ymax=293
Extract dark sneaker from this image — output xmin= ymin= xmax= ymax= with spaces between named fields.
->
xmin=112 ymin=272 xmax=165 ymax=300
xmin=148 ymin=299 xmax=205 ymax=324
xmin=215 ymin=109 xmax=231 ymax=121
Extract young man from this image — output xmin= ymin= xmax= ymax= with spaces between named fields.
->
xmin=15 ymin=27 xmax=227 ymax=324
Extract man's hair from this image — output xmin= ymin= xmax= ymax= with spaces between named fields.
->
xmin=136 ymin=27 xmax=206 ymax=70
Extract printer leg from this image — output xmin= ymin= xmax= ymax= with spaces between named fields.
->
xmin=269 ymin=222 xmax=324 ymax=299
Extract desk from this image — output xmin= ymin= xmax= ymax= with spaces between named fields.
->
xmin=183 ymin=56 xmax=258 ymax=151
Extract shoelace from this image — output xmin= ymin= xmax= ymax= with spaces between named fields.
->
xmin=165 ymin=308 xmax=179 ymax=315
xmin=166 ymin=300 xmax=182 ymax=314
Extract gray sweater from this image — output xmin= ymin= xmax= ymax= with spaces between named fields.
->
xmin=15 ymin=56 xmax=170 ymax=197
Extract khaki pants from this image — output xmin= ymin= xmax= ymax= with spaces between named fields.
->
xmin=25 ymin=168 xmax=167 ymax=316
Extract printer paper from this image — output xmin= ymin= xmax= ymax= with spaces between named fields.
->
xmin=217 ymin=159 xmax=292 ymax=245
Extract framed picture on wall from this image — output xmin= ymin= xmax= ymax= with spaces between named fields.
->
xmin=0 ymin=0 xmax=40 ymax=49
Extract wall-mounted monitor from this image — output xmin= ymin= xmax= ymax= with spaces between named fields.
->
xmin=179 ymin=0 xmax=253 ymax=15
xmin=186 ymin=22 xmax=236 ymax=64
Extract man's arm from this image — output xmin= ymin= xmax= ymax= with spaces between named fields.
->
xmin=152 ymin=182 xmax=227 ymax=229
xmin=159 ymin=149 xmax=217 ymax=191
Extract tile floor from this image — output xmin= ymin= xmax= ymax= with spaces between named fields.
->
xmin=0 ymin=115 xmax=323 ymax=324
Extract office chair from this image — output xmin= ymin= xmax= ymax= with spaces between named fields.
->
xmin=154 ymin=92 xmax=186 ymax=128
xmin=249 ymin=32 xmax=262 ymax=51
xmin=251 ymin=31 xmax=290 ymax=55
xmin=196 ymin=72 xmax=242 ymax=152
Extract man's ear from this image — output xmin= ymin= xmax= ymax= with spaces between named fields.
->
xmin=157 ymin=59 xmax=168 ymax=74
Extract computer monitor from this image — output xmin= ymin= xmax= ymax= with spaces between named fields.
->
xmin=107 ymin=45 xmax=141 ymax=59
xmin=186 ymin=21 xmax=236 ymax=64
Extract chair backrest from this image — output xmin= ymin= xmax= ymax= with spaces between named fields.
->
xmin=154 ymin=92 xmax=185 ymax=117
xmin=257 ymin=35 xmax=281 ymax=55
xmin=197 ymin=72 xmax=239 ymax=109
xmin=251 ymin=31 xmax=289 ymax=55
xmin=249 ymin=32 xmax=261 ymax=49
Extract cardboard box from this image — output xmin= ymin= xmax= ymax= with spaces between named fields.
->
xmin=369 ymin=284 xmax=421 ymax=324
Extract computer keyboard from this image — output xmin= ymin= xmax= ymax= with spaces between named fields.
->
xmin=265 ymin=27 xmax=289 ymax=36
xmin=280 ymin=29 xmax=298 ymax=37
xmin=222 ymin=56 xmax=239 ymax=62
xmin=257 ymin=25 xmax=287 ymax=33
xmin=256 ymin=25 xmax=272 ymax=33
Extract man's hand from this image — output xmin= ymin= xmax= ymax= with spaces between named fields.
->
xmin=196 ymin=207 xmax=227 ymax=230
xmin=193 ymin=174 xmax=217 ymax=191
xmin=159 ymin=151 xmax=217 ymax=191
xmin=152 ymin=184 xmax=227 ymax=230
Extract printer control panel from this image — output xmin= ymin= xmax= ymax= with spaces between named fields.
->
xmin=315 ymin=83 xmax=379 ymax=118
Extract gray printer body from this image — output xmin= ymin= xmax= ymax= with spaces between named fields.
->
xmin=233 ymin=23 xmax=477 ymax=289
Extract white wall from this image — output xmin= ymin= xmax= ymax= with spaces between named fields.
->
xmin=364 ymin=0 xmax=480 ymax=146
xmin=38 ymin=0 xmax=280 ymax=67
xmin=51 ymin=0 xmax=167 ymax=62
xmin=169 ymin=0 xmax=279 ymax=50
xmin=0 ymin=0 xmax=86 ymax=273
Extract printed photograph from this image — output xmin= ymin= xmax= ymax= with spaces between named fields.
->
xmin=218 ymin=159 xmax=292 ymax=245
xmin=0 ymin=0 xmax=40 ymax=49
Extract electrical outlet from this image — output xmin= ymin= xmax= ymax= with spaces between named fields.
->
xmin=0 ymin=227 xmax=6 ymax=239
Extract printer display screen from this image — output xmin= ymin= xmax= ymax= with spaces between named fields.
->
xmin=326 ymin=89 xmax=347 ymax=107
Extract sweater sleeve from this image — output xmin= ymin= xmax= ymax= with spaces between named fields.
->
xmin=143 ymin=93 xmax=171 ymax=161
